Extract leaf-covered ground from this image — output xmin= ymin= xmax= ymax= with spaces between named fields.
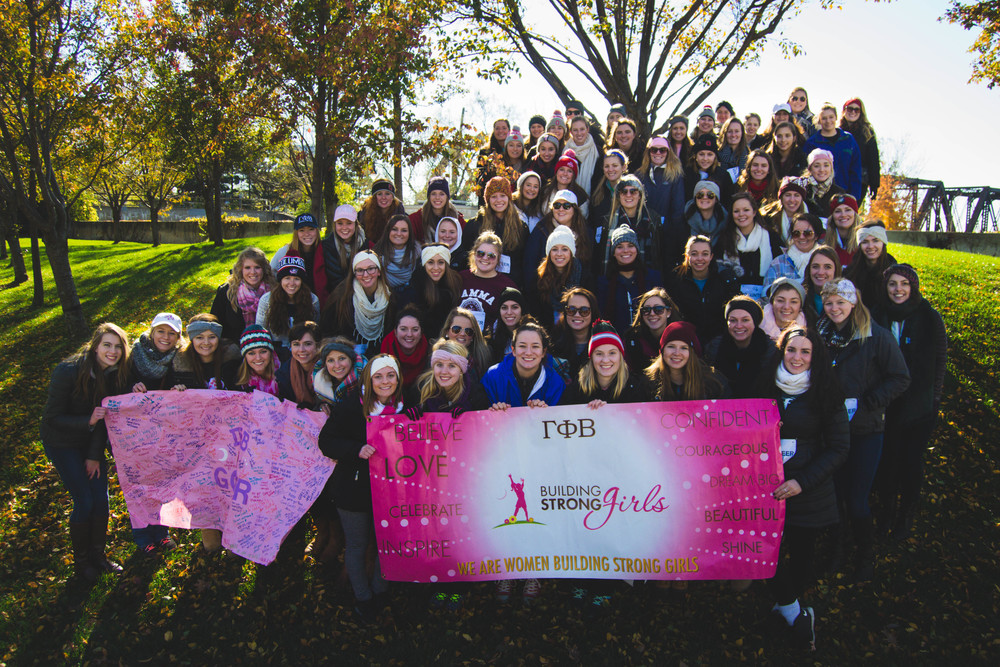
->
xmin=1 ymin=240 xmax=998 ymax=665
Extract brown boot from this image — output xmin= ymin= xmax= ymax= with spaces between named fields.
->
xmin=70 ymin=521 xmax=99 ymax=582
xmin=90 ymin=512 xmax=122 ymax=574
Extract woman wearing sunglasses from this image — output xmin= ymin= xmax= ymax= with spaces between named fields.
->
xmin=638 ymin=136 xmax=685 ymax=234
xmin=596 ymin=174 xmax=662 ymax=276
xmin=541 ymin=152 xmax=589 ymax=218
xmin=683 ymin=180 xmax=728 ymax=250
xmin=787 ymin=86 xmax=816 ymax=138
xmin=549 ymin=287 xmax=601 ymax=378
xmin=439 ymin=306 xmax=493 ymax=377
xmin=523 ymin=190 xmax=592 ymax=285
xmin=839 ymin=98 xmax=880 ymax=202
xmin=624 ymin=287 xmax=682 ymax=371
xmin=459 ymin=232 xmax=517 ymax=332
xmin=763 ymin=213 xmax=824 ymax=294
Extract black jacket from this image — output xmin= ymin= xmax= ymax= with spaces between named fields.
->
xmin=561 ymin=374 xmax=652 ymax=405
xmin=775 ymin=391 xmax=850 ymax=528
xmin=317 ymin=390 xmax=374 ymax=513
xmin=703 ymin=330 xmax=777 ymax=399
xmin=210 ymin=283 xmax=251 ymax=343
xmin=664 ymin=264 xmax=739 ymax=344
xmin=875 ymin=299 xmax=947 ymax=425
xmin=826 ymin=323 xmax=911 ymax=435
xmin=41 ymin=361 xmax=119 ymax=460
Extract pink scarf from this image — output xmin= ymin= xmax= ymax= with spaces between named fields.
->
xmin=237 ymin=282 xmax=269 ymax=327
xmin=249 ymin=358 xmax=280 ymax=396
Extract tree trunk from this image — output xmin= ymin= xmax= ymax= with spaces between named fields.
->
xmin=111 ymin=203 xmax=123 ymax=244
xmin=40 ymin=226 xmax=88 ymax=337
xmin=392 ymin=83 xmax=403 ymax=200
xmin=202 ymin=163 xmax=224 ymax=246
xmin=312 ymin=78 xmax=328 ymax=230
xmin=30 ymin=219 xmax=43 ymax=307
xmin=150 ymin=204 xmax=160 ymax=247
xmin=4 ymin=205 xmax=27 ymax=284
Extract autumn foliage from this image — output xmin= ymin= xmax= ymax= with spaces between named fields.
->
xmin=867 ymin=174 xmax=910 ymax=231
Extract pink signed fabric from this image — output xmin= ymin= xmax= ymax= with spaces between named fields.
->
xmin=103 ymin=390 xmax=334 ymax=565
xmin=367 ymin=400 xmax=784 ymax=582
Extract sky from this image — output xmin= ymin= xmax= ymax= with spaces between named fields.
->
xmin=435 ymin=0 xmax=1000 ymax=192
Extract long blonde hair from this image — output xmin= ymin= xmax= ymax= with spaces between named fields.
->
xmin=226 ymin=247 xmax=275 ymax=310
xmin=578 ymin=348 xmax=629 ymax=399
xmin=417 ymin=340 xmax=468 ymax=406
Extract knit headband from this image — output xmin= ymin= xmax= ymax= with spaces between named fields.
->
xmin=431 ymin=348 xmax=469 ymax=373
xmin=186 ymin=321 xmax=223 ymax=339
xmin=368 ymin=356 xmax=400 ymax=378
xmin=823 ymin=279 xmax=859 ymax=305
xmin=421 ymin=245 xmax=451 ymax=266
xmin=321 ymin=341 xmax=356 ymax=361
xmin=352 ymin=250 xmax=381 ymax=271
xmin=856 ymin=225 xmax=888 ymax=246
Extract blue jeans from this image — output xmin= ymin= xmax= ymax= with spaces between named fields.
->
xmin=337 ymin=508 xmax=387 ymax=602
xmin=835 ymin=432 xmax=884 ymax=519
xmin=44 ymin=444 xmax=109 ymax=522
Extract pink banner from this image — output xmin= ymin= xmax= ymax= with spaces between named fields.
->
xmin=103 ymin=390 xmax=334 ymax=565
xmin=368 ymin=399 xmax=784 ymax=582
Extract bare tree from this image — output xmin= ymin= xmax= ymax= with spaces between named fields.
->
xmin=450 ymin=0 xmax=805 ymax=135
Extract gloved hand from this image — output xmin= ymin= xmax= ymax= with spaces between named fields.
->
xmin=405 ymin=405 xmax=424 ymax=421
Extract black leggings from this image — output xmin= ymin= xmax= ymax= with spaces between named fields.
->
xmin=876 ymin=415 xmax=935 ymax=517
xmin=767 ymin=525 xmax=821 ymax=606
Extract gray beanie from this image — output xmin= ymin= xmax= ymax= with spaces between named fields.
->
xmin=610 ymin=224 xmax=638 ymax=249
xmin=693 ymin=180 xmax=721 ymax=200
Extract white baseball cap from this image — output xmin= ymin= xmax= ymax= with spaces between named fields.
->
xmin=151 ymin=312 xmax=183 ymax=333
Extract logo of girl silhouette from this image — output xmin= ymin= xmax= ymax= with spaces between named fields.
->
xmin=494 ymin=474 xmax=545 ymax=528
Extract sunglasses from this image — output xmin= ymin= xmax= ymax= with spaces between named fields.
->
xmin=791 ymin=229 xmax=816 ymax=238
xmin=566 ymin=109 xmax=582 ymax=116
xmin=450 ymin=325 xmax=475 ymax=337
xmin=640 ymin=305 xmax=668 ymax=316
xmin=354 ymin=266 xmax=379 ymax=276
xmin=696 ymin=192 xmax=716 ymax=200
xmin=475 ymin=250 xmax=498 ymax=260
xmin=564 ymin=305 xmax=592 ymax=316
xmin=619 ymin=187 xmax=640 ymax=196
xmin=791 ymin=96 xmax=806 ymax=102
xmin=845 ymin=106 xmax=861 ymax=113
xmin=649 ymin=147 xmax=668 ymax=154
xmin=552 ymin=202 xmax=575 ymax=210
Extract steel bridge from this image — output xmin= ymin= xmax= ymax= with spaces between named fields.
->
xmin=893 ymin=179 xmax=1000 ymax=232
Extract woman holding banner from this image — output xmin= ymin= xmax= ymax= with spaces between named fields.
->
xmin=759 ymin=326 xmax=849 ymax=651
xmin=41 ymin=323 xmax=131 ymax=581
xmin=318 ymin=354 xmax=403 ymax=623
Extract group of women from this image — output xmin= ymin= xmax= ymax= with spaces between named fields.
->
xmin=42 ymin=90 xmax=943 ymax=651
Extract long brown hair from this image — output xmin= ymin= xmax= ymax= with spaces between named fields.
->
xmin=374 ymin=213 xmax=421 ymax=269
xmin=644 ymin=339 xmax=721 ymax=400
xmin=226 ymin=247 xmax=275 ymax=310
xmin=439 ymin=307 xmax=492 ymax=372
xmin=360 ymin=193 xmax=402 ymax=241
xmin=414 ymin=244 xmax=463 ymax=311
xmin=419 ymin=199 xmax=461 ymax=244
xmin=638 ymin=139 xmax=684 ymax=180
xmin=266 ymin=277 xmax=315 ymax=337
xmin=839 ymin=98 xmax=874 ymax=143
xmin=736 ymin=150 xmax=779 ymax=201
xmin=477 ymin=196 xmax=526 ymax=253
xmin=71 ymin=323 xmax=130 ymax=405
xmin=629 ymin=288 xmax=682 ymax=336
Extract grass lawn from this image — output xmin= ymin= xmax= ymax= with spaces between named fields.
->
xmin=0 ymin=238 xmax=998 ymax=664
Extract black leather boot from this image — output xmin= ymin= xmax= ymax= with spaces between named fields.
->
xmin=90 ymin=512 xmax=122 ymax=574
xmin=70 ymin=521 xmax=99 ymax=582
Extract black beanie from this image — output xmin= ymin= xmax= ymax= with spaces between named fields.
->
xmin=725 ymin=295 xmax=764 ymax=328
